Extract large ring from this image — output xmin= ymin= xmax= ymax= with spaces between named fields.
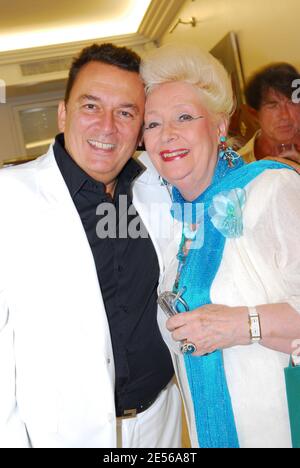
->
xmin=180 ymin=341 xmax=197 ymax=355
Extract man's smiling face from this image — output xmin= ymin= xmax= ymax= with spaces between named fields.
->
xmin=58 ymin=61 xmax=145 ymax=187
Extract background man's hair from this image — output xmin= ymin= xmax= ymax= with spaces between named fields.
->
xmin=245 ymin=63 xmax=300 ymax=110
xmin=65 ymin=43 xmax=141 ymax=102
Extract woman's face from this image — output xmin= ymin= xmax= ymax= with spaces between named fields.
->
xmin=144 ymin=81 xmax=224 ymax=201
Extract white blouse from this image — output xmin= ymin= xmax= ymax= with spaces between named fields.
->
xmin=158 ymin=169 xmax=300 ymax=448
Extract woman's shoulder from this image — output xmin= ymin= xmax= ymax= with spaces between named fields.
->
xmin=261 ymin=156 xmax=300 ymax=174
xmin=246 ymin=164 xmax=299 ymax=193
xmin=242 ymin=166 xmax=299 ymax=224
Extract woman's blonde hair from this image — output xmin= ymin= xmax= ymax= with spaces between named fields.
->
xmin=141 ymin=44 xmax=235 ymax=119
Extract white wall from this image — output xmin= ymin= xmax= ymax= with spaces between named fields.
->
xmin=161 ymin=0 xmax=300 ymax=80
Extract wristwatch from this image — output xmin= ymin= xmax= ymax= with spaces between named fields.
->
xmin=248 ymin=307 xmax=262 ymax=343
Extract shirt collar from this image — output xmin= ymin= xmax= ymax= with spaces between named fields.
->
xmin=53 ymin=133 xmax=144 ymax=199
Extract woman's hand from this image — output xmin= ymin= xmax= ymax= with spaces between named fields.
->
xmin=166 ymin=302 xmax=300 ymax=356
xmin=166 ymin=304 xmax=250 ymax=356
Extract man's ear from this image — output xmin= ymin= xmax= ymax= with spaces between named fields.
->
xmin=58 ymin=101 xmax=67 ymax=132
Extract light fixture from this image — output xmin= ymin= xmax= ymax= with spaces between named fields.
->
xmin=169 ymin=17 xmax=197 ymax=34
xmin=0 ymin=0 xmax=152 ymax=52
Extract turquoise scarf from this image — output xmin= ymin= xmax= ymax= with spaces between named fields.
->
xmin=171 ymin=157 xmax=292 ymax=448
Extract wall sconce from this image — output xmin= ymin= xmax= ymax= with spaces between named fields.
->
xmin=169 ymin=17 xmax=197 ymax=34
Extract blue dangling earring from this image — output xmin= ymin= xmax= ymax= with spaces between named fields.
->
xmin=218 ymin=136 xmax=240 ymax=167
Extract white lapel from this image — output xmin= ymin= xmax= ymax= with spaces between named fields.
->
xmin=132 ymin=152 xmax=181 ymax=280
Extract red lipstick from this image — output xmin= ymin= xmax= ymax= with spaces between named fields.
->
xmin=159 ymin=149 xmax=190 ymax=162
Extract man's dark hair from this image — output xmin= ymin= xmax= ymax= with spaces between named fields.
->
xmin=245 ymin=63 xmax=300 ymax=110
xmin=65 ymin=43 xmax=141 ymax=102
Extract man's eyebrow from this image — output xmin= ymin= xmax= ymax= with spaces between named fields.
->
xmin=118 ymin=103 xmax=140 ymax=112
xmin=79 ymin=95 xmax=140 ymax=112
xmin=79 ymin=94 xmax=100 ymax=102
xmin=262 ymin=99 xmax=278 ymax=105
xmin=145 ymin=110 xmax=158 ymax=116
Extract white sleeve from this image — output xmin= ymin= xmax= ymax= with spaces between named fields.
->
xmin=271 ymin=170 xmax=300 ymax=314
xmin=0 ymin=175 xmax=29 ymax=447
xmin=0 ymin=287 xmax=30 ymax=448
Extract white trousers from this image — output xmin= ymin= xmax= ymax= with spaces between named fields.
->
xmin=118 ymin=380 xmax=182 ymax=448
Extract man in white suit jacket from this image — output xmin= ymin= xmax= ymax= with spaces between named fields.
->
xmin=0 ymin=43 xmax=181 ymax=448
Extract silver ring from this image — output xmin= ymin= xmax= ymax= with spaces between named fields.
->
xmin=180 ymin=341 xmax=197 ymax=355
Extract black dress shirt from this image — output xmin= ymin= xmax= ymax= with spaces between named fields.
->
xmin=53 ymin=134 xmax=174 ymax=415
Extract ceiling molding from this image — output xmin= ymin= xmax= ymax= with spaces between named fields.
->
xmin=0 ymin=33 xmax=153 ymax=66
xmin=0 ymin=0 xmax=186 ymax=66
xmin=138 ymin=0 xmax=185 ymax=42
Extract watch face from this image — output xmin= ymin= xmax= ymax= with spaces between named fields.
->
xmin=249 ymin=314 xmax=261 ymax=341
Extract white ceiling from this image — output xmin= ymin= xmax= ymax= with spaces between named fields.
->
xmin=1 ymin=0 xmax=128 ymax=32
xmin=0 ymin=0 xmax=185 ymax=97
xmin=0 ymin=0 xmax=152 ymax=51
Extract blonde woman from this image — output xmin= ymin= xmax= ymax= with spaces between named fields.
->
xmin=141 ymin=45 xmax=300 ymax=448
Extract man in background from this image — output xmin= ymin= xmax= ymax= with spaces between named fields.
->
xmin=240 ymin=63 xmax=300 ymax=170
xmin=0 ymin=43 xmax=181 ymax=448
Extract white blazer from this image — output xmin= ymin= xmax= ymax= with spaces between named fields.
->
xmin=0 ymin=147 xmax=174 ymax=448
